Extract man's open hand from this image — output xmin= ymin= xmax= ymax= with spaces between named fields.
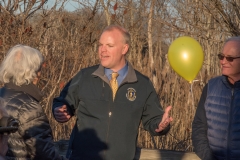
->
xmin=155 ymin=106 xmax=173 ymax=132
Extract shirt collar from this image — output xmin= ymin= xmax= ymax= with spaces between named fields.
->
xmin=92 ymin=61 xmax=137 ymax=84
xmin=105 ymin=62 xmax=128 ymax=80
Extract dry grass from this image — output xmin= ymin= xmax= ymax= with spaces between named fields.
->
xmin=1 ymin=0 xmax=236 ymax=152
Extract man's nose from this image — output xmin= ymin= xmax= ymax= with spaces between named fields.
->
xmin=220 ymin=57 xmax=227 ymax=64
xmin=100 ymin=45 xmax=107 ymax=51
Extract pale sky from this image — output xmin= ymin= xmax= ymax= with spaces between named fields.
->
xmin=46 ymin=0 xmax=79 ymax=11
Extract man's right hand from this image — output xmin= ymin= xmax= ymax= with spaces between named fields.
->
xmin=54 ymin=105 xmax=71 ymax=123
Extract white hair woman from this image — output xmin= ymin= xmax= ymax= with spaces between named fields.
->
xmin=0 ymin=44 xmax=43 ymax=86
xmin=0 ymin=45 xmax=64 ymax=160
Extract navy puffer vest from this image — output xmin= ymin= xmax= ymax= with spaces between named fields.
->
xmin=205 ymin=76 xmax=240 ymax=160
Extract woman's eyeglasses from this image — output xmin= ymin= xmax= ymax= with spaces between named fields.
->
xmin=217 ymin=53 xmax=240 ymax=62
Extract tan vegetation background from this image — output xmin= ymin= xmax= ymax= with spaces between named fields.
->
xmin=1 ymin=0 xmax=240 ymax=152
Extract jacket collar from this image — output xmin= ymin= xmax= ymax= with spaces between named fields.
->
xmin=92 ymin=61 xmax=137 ymax=85
xmin=5 ymin=82 xmax=43 ymax=102
xmin=221 ymin=75 xmax=240 ymax=89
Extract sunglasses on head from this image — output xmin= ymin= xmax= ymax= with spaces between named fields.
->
xmin=217 ymin=53 xmax=240 ymax=62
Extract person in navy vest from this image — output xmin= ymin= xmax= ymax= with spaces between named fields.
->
xmin=192 ymin=37 xmax=240 ymax=160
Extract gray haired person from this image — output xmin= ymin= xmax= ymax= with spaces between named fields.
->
xmin=0 ymin=45 xmax=64 ymax=160
xmin=192 ymin=37 xmax=240 ymax=160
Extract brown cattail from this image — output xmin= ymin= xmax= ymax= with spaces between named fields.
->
xmin=113 ymin=2 xmax=118 ymax=11
xmin=43 ymin=22 xmax=47 ymax=28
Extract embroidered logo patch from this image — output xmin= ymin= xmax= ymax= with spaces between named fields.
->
xmin=126 ymin=88 xmax=136 ymax=101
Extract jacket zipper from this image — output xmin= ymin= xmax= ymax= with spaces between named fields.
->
xmin=104 ymin=97 xmax=113 ymax=158
xmin=103 ymin=79 xmax=121 ymax=157
xmin=227 ymin=88 xmax=234 ymax=159
xmin=103 ymin=80 xmax=114 ymax=157
xmin=106 ymin=87 xmax=115 ymax=144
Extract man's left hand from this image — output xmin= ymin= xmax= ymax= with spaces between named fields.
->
xmin=155 ymin=106 xmax=173 ymax=132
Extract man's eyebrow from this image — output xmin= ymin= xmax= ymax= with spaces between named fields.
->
xmin=223 ymin=53 xmax=237 ymax=57
xmin=98 ymin=42 xmax=114 ymax=45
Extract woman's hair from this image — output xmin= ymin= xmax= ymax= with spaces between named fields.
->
xmin=0 ymin=45 xmax=44 ymax=86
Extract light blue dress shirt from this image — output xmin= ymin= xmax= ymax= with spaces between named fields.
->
xmin=105 ymin=62 xmax=128 ymax=86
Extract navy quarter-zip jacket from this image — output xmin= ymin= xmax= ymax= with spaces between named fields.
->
xmin=53 ymin=63 xmax=170 ymax=160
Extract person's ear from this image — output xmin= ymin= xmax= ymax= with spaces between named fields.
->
xmin=122 ymin=44 xmax=129 ymax=55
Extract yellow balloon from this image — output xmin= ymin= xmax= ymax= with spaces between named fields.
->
xmin=168 ymin=36 xmax=204 ymax=83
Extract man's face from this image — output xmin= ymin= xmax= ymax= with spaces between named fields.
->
xmin=98 ymin=29 xmax=129 ymax=72
xmin=220 ymin=41 xmax=240 ymax=81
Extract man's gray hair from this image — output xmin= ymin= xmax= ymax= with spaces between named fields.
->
xmin=103 ymin=25 xmax=131 ymax=46
xmin=225 ymin=36 xmax=240 ymax=44
xmin=0 ymin=45 xmax=44 ymax=86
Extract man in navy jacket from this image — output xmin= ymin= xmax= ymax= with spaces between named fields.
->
xmin=53 ymin=25 xmax=173 ymax=160
xmin=192 ymin=37 xmax=240 ymax=160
